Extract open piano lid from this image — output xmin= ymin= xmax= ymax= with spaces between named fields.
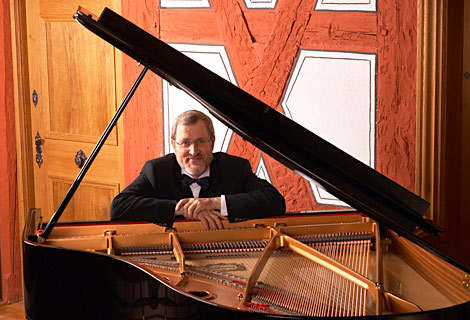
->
xmin=71 ymin=7 xmax=469 ymax=273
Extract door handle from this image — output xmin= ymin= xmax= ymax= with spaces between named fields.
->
xmin=75 ymin=150 xmax=87 ymax=169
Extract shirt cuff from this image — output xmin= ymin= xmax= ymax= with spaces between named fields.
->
xmin=220 ymin=195 xmax=228 ymax=217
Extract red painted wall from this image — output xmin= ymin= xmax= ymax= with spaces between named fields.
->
xmin=0 ymin=0 xmax=22 ymax=302
xmin=121 ymin=0 xmax=417 ymax=213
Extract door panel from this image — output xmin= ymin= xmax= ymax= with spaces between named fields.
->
xmin=46 ymin=140 xmax=120 ymax=183
xmin=26 ymin=0 xmax=122 ymax=222
xmin=39 ymin=0 xmax=113 ymax=21
xmin=51 ymin=180 xmax=119 ymax=222
xmin=45 ymin=21 xmax=117 ymax=144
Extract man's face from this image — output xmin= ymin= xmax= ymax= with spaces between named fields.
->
xmin=171 ymin=120 xmax=214 ymax=178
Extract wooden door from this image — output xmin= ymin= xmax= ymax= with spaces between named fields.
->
xmin=25 ymin=0 xmax=123 ymax=222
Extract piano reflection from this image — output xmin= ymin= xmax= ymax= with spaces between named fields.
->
xmin=22 ymin=7 xmax=470 ymax=320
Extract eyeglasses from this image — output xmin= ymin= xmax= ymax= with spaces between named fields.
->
xmin=173 ymin=139 xmax=212 ymax=149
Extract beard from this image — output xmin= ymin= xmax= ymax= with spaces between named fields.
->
xmin=181 ymin=155 xmax=209 ymax=177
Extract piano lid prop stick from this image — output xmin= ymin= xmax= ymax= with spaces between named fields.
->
xmin=39 ymin=66 xmax=149 ymax=241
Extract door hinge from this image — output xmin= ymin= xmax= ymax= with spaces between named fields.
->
xmin=35 ymin=131 xmax=43 ymax=168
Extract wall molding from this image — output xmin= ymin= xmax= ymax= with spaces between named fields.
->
xmin=415 ymin=0 xmax=447 ymax=224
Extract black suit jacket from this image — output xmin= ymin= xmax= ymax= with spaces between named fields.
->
xmin=110 ymin=152 xmax=286 ymax=226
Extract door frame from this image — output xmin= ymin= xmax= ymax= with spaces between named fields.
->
xmin=11 ymin=0 xmax=34 ymax=243
xmin=416 ymin=0 xmax=448 ymax=223
xmin=1 ymin=0 xmax=33 ymax=303
xmin=416 ymin=0 xmax=467 ymax=228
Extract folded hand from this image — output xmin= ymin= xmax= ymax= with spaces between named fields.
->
xmin=175 ymin=197 xmax=226 ymax=230
xmin=176 ymin=197 xmax=221 ymax=219
xmin=194 ymin=210 xmax=226 ymax=230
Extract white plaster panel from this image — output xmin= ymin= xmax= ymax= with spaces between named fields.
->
xmin=243 ymin=0 xmax=278 ymax=9
xmin=163 ymin=44 xmax=236 ymax=155
xmin=315 ymin=0 xmax=376 ymax=12
xmin=282 ymin=50 xmax=376 ymax=207
xmin=160 ymin=0 xmax=210 ymax=8
xmin=255 ymin=155 xmax=272 ymax=183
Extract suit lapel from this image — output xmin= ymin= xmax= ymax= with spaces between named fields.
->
xmin=172 ymin=157 xmax=193 ymax=198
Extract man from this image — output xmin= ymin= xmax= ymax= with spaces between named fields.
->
xmin=110 ymin=110 xmax=286 ymax=229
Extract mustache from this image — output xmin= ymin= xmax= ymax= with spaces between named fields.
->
xmin=184 ymin=156 xmax=203 ymax=161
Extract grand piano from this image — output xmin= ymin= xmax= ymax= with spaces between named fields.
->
xmin=22 ymin=7 xmax=470 ymax=320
